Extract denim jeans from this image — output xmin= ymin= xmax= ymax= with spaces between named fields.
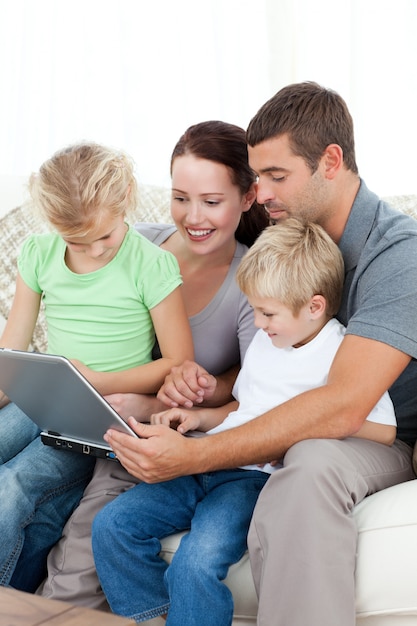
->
xmin=92 ymin=468 xmax=269 ymax=625
xmin=0 ymin=403 xmax=95 ymax=590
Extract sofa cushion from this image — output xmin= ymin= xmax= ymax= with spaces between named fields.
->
xmin=354 ymin=479 xmax=417 ymax=621
xmin=0 ymin=204 xmax=48 ymax=351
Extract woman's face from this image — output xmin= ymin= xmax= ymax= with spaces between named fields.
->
xmin=170 ymin=155 xmax=252 ymax=255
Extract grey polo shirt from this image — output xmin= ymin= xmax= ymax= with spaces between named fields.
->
xmin=337 ymin=180 xmax=417 ymax=446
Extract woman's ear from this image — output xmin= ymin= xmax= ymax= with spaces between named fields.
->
xmin=309 ymin=294 xmax=327 ymax=318
xmin=242 ymin=182 xmax=258 ymax=213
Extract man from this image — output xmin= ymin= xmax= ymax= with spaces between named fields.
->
xmin=106 ymin=82 xmax=417 ymax=626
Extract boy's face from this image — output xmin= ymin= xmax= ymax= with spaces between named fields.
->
xmin=248 ymin=295 xmax=321 ymax=349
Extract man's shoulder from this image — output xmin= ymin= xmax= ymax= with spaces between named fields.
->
xmin=355 ymin=182 xmax=417 ymax=235
xmin=343 ymin=182 xmax=417 ymax=264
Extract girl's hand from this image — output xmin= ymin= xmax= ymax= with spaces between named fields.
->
xmin=150 ymin=407 xmax=202 ymax=434
xmin=0 ymin=391 xmax=10 ymax=410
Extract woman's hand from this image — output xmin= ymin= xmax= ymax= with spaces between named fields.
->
xmin=157 ymin=360 xmax=217 ymax=408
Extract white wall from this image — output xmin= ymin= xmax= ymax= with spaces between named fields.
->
xmin=0 ymin=176 xmax=31 ymax=218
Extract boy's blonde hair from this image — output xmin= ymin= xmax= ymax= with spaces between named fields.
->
xmin=236 ymin=218 xmax=345 ymax=316
xmin=29 ymin=142 xmax=138 ymax=237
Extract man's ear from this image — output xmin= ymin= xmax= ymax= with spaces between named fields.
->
xmin=321 ymin=144 xmax=343 ymax=180
xmin=309 ymin=294 xmax=327 ymax=318
xmin=242 ymin=182 xmax=258 ymax=213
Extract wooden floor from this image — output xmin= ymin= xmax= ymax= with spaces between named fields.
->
xmin=0 ymin=586 xmax=136 ymax=625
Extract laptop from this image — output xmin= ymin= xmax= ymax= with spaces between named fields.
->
xmin=0 ymin=348 xmax=139 ymax=462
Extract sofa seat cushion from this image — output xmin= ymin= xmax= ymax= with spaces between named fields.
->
xmin=354 ymin=479 xmax=417 ymax=622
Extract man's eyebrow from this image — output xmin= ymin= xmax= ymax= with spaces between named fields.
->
xmin=258 ymin=166 xmax=288 ymax=174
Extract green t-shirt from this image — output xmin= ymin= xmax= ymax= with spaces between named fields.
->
xmin=18 ymin=226 xmax=182 ymax=372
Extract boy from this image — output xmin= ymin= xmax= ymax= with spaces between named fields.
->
xmin=92 ymin=218 xmax=396 ymax=626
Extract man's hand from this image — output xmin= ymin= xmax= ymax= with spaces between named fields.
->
xmin=104 ymin=418 xmax=199 ymax=483
xmin=157 ymin=360 xmax=217 ymax=408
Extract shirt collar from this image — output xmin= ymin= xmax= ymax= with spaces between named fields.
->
xmin=338 ymin=179 xmax=380 ymax=271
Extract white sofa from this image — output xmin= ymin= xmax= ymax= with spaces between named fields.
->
xmin=1 ymin=179 xmax=417 ymax=625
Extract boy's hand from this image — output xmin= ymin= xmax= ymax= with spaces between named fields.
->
xmin=150 ymin=407 xmax=201 ymax=434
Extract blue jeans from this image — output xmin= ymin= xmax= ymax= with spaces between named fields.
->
xmin=92 ymin=468 xmax=269 ymax=625
xmin=0 ymin=403 xmax=95 ymax=590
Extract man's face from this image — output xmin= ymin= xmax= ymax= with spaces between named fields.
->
xmin=248 ymin=134 xmax=329 ymax=225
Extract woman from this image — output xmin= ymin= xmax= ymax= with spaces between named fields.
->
xmin=18 ymin=120 xmax=269 ymax=608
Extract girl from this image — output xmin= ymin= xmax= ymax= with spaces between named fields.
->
xmin=21 ymin=122 xmax=269 ymax=605
xmin=0 ymin=142 xmax=193 ymax=590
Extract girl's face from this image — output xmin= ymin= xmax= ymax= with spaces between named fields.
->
xmin=170 ymin=155 xmax=254 ymax=256
xmin=61 ymin=212 xmax=127 ymax=266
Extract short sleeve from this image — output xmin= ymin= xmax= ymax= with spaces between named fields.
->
xmin=17 ymin=235 xmax=43 ymax=294
xmin=140 ymin=247 xmax=183 ymax=311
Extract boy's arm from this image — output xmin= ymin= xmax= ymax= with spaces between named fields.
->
xmin=151 ymin=401 xmax=238 ymax=434
xmin=102 ymin=334 xmax=411 ymax=483
xmin=352 ymin=421 xmax=397 ymax=446
xmin=73 ymin=287 xmax=194 ymax=396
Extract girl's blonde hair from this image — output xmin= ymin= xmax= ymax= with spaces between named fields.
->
xmin=29 ymin=142 xmax=138 ymax=237
xmin=236 ymin=218 xmax=345 ymax=316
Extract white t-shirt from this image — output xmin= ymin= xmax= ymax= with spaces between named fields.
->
xmin=208 ymin=318 xmax=396 ymax=473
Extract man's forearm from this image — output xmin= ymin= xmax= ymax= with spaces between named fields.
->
xmin=190 ymin=385 xmax=362 ymax=473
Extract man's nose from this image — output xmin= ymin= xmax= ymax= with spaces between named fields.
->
xmin=256 ymin=179 xmax=275 ymax=206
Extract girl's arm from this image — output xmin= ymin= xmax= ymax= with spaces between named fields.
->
xmin=0 ymin=273 xmax=41 ymax=408
xmin=0 ymin=273 xmax=41 ymax=350
xmin=76 ymin=286 xmax=194 ymax=396
xmin=104 ymin=393 xmax=164 ymax=421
